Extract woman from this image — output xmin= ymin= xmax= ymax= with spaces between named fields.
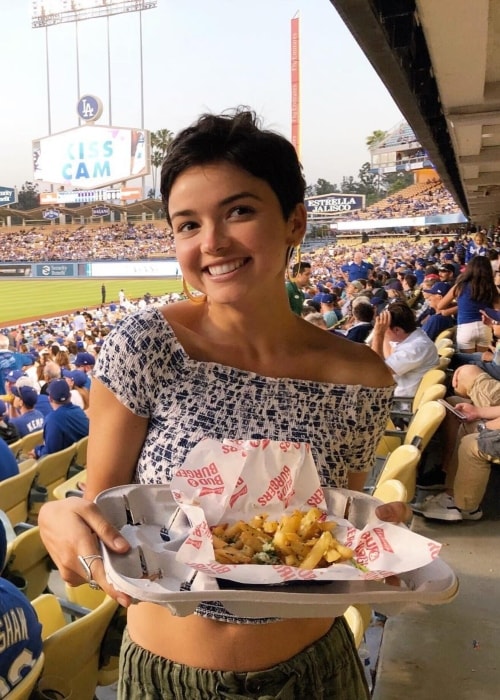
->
xmin=39 ymin=110 xmax=397 ymax=699
xmin=464 ymin=231 xmax=489 ymax=263
xmin=438 ymin=256 xmax=500 ymax=353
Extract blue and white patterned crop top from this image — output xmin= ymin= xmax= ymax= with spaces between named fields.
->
xmin=95 ymin=307 xmax=393 ymax=623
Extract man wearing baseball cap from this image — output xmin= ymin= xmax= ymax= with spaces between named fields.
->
xmin=74 ymin=352 xmax=95 ymax=389
xmin=10 ymin=386 xmax=44 ymax=438
xmin=34 ymin=379 xmax=89 ymax=458
xmin=437 ymin=263 xmax=456 ymax=285
xmin=420 ymin=281 xmax=456 ymax=341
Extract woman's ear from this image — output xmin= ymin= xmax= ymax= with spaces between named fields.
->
xmin=287 ymin=203 xmax=307 ymax=247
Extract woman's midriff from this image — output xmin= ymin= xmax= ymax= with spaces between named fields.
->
xmin=127 ymin=603 xmax=335 ymax=671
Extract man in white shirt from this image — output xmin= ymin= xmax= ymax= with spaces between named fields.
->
xmin=371 ymin=301 xmax=439 ymax=397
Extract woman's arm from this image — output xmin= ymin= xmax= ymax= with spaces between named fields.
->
xmin=38 ymin=378 xmax=149 ymax=604
xmin=436 ymin=284 xmax=457 ymax=312
xmin=85 ymin=378 xmax=149 ymax=499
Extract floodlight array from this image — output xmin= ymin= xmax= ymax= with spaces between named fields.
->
xmin=32 ymin=0 xmax=157 ymax=28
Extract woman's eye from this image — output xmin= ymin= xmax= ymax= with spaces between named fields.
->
xmin=229 ymin=205 xmax=254 ymax=218
xmin=175 ymin=221 xmax=197 ymax=234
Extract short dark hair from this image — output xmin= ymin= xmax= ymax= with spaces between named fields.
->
xmin=353 ymin=301 xmax=374 ymax=323
xmin=160 ymin=108 xmax=306 ymax=224
xmin=388 ymin=302 xmax=416 ymax=333
xmin=291 ymin=261 xmax=312 ymax=277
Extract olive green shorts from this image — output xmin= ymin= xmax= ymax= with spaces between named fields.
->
xmin=117 ymin=616 xmax=369 ymax=700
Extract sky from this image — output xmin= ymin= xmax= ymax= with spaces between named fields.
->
xmin=1 ymin=1 xmax=404 ymax=194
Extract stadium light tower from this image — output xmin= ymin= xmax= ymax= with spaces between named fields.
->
xmin=32 ymin=1 xmax=157 ymax=132
xmin=32 ymin=1 xmax=157 ymax=197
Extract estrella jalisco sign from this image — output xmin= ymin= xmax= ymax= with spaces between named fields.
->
xmin=305 ymin=192 xmax=365 ymax=216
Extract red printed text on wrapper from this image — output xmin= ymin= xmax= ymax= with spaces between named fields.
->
xmin=175 ymin=462 xmax=223 ymax=488
xmin=274 ymin=565 xmax=317 ymax=582
xmin=229 ymin=477 xmax=248 ymax=509
xmin=258 ymin=465 xmax=295 ymax=507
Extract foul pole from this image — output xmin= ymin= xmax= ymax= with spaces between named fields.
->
xmin=290 ymin=12 xmax=301 ymax=158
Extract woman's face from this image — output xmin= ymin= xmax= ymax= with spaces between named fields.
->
xmin=169 ymin=162 xmax=306 ymax=305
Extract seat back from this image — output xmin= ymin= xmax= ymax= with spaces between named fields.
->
xmin=35 ymin=444 xmax=78 ymax=501
xmin=343 ymin=605 xmax=364 ymax=648
xmin=417 ymin=383 xmax=447 ymax=407
xmin=0 ymin=463 xmax=39 ymax=528
xmin=69 ymin=435 xmax=89 ymax=475
xmin=17 ymin=430 xmax=44 ymax=459
xmin=438 ymin=346 xmax=455 ymax=359
xmin=32 ymin=593 xmax=119 ymax=700
xmin=438 ymin=356 xmax=451 ymax=370
xmin=8 ymin=438 xmax=24 ymax=460
xmin=411 ymin=369 xmax=447 ymax=412
xmin=65 ymin=582 xmax=121 ymax=687
xmin=435 ymin=337 xmax=454 ymax=350
xmin=404 ymin=400 xmax=446 ymax=452
xmin=434 ymin=328 xmax=455 ymax=343
xmin=4 ymin=652 xmax=45 ymax=700
xmin=373 ymin=478 xmax=408 ymax=503
xmin=375 ymin=444 xmax=421 ymax=501
xmin=3 ymin=526 xmax=52 ymax=601
xmin=52 ymin=468 xmax=87 ymax=500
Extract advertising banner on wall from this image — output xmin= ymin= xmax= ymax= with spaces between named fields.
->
xmin=91 ymin=260 xmax=178 ymax=277
xmin=35 ymin=264 xmax=76 ymax=277
xmin=33 ymin=125 xmax=150 ymax=188
xmin=0 ymin=265 xmax=32 ymax=277
xmin=0 ymin=186 xmax=17 ymax=207
xmin=306 ymin=193 xmax=365 ymax=217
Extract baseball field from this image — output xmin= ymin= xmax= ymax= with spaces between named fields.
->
xmin=0 ymin=278 xmax=184 ymax=326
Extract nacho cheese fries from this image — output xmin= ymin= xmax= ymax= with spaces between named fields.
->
xmin=211 ymin=508 xmax=355 ymax=568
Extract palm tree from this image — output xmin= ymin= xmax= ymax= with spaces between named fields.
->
xmin=150 ymin=129 xmax=174 ymax=198
xmin=366 ymin=130 xmax=387 ymax=149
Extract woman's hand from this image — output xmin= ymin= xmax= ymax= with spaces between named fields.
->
xmin=38 ymin=497 xmax=132 ymax=607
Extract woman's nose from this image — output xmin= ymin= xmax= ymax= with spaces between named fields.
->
xmin=200 ymin=224 xmax=230 ymax=253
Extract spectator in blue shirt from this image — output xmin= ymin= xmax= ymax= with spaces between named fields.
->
xmin=341 ymin=251 xmax=374 ymax=282
xmin=10 ymin=386 xmax=44 ymax=438
xmin=0 ymin=521 xmax=43 ymax=696
xmin=0 ymin=335 xmax=17 ymax=394
xmin=0 ymin=437 xmax=19 ymax=481
xmin=34 ymin=379 xmax=89 ymax=458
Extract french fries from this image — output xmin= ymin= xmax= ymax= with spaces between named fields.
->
xmin=210 ymin=508 xmax=354 ymax=568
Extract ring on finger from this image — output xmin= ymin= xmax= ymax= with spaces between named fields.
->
xmin=78 ymin=554 xmax=103 ymax=591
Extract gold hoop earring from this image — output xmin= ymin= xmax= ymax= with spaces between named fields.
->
xmin=182 ymin=278 xmax=207 ymax=304
xmin=288 ymin=245 xmax=302 ymax=282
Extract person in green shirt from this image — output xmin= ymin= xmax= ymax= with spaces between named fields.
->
xmin=286 ymin=260 xmax=312 ymax=314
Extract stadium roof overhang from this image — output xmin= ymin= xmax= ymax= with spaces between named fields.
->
xmin=329 ymin=0 xmax=500 ymax=228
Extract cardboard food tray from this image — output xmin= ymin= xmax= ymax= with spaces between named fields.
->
xmin=95 ymin=484 xmax=459 ymax=618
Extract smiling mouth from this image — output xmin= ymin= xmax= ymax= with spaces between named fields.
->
xmin=206 ymin=259 xmax=249 ymax=277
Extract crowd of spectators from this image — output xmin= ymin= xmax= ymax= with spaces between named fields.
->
xmin=343 ymin=181 xmax=461 ymax=221
xmin=0 ymin=222 xmax=175 ymax=262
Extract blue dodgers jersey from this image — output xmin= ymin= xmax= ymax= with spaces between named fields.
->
xmin=0 ymin=579 xmax=43 ymax=696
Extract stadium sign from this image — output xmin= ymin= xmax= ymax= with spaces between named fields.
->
xmin=33 ymin=125 xmax=150 ymax=188
xmin=305 ymin=193 xmax=365 ymax=216
xmin=36 ymin=264 xmax=75 ymax=277
xmin=40 ymin=187 xmax=142 ymax=205
xmin=77 ymin=95 xmax=103 ymax=123
xmin=92 ymin=205 xmax=111 ymax=217
xmin=0 ymin=186 xmax=16 ymax=207
xmin=43 ymin=208 xmax=61 ymax=220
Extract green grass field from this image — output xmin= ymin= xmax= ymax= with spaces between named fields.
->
xmin=0 ymin=278 xmax=184 ymax=325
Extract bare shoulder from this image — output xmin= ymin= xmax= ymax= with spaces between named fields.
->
xmin=305 ymin=327 xmax=393 ymax=388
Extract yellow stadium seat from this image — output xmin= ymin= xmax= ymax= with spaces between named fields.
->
xmin=31 ymin=592 xmax=119 ymax=700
